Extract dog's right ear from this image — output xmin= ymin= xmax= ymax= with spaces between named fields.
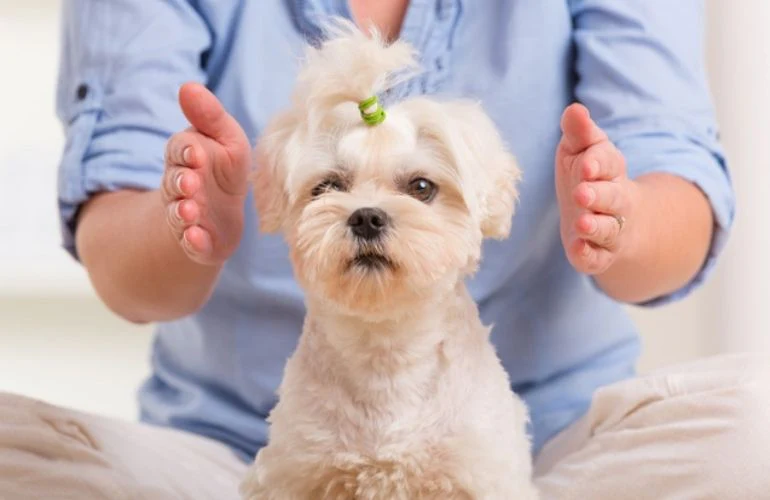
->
xmin=252 ymin=111 xmax=299 ymax=233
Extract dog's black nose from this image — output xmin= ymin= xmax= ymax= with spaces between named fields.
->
xmin=348 ymin=207 xmax=388 ymax=240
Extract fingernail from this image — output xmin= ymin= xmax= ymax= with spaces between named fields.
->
xmin=588 ymin=217 xmax=598 ymax=234
xmin=182 ymin=147 xmax=191 ymax=163
xmin=175 ymin=173 xmax=184 ymax=194
xmin=174 ymin=201 xmax=183 ymax=220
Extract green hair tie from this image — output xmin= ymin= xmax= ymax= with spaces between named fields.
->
xmin=358 ymin=95 xmax=386 ymax=126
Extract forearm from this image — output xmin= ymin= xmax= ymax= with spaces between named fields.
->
xmin=595 ymin=173 xmax=714 ymax=304
xmin=76 ymin=190 xmax=222 ymax=323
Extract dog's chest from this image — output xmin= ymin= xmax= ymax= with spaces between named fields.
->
xmin=315 ymin=350 xmax=469 ymax=456
xmin=284 ymin=316 xmax=501 ymax=457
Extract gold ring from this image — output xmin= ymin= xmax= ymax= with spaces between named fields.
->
xmin=614 ymin=214 xmax=626 ymax=233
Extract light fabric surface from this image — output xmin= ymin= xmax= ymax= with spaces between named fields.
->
xmin=534 ymin=353 xmax=770 ymax=499
xmin=0 ymin=393 xmax=246 ymax=500
xmin=2 ymin=354 xmax=768 ymax=499
xmin=55 ymin=0 xmax=733 ymax=461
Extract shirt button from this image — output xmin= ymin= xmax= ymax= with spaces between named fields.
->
xmin=76 ymin=84 xmax=89 ymax=101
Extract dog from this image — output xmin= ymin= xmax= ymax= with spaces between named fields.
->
xmin=241 ymin=21 xmax=538 ymax=500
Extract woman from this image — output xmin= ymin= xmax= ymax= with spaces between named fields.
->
xmin=1 ymin=1 xmax=767 ymax=498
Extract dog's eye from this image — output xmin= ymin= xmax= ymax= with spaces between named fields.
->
xmin=311 ymin=177 xmax=347 ymax=197
xmin=406 ymin=178 xmax=437 ymax=203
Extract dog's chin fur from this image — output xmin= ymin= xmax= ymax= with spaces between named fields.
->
xmin=242 ymin=20 xmax=538 ymax=500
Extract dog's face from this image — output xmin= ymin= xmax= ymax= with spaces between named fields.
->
xmin=254 ymin=98 xmax=520 ymax=319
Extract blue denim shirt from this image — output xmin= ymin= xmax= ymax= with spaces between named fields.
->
xmin=56 ymin=0 xmax=733 ymax=460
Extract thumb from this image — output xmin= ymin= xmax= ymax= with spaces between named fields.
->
xmin=179 ymin=82 xmax=249 ymax=150
xmin=560 ymin=103 xmax=607 ymax=154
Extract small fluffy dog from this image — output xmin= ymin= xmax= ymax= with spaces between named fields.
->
xmin=241 ymin=22 xmax=538 ymax=500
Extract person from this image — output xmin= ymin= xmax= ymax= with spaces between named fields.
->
xmin=1 ymin=1 xmax=768 ymax=499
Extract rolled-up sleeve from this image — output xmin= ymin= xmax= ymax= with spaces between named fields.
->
xmin=56 ymin=0 xmax=211 ymax=258
xmin=570 ymin=0 xmax=734 ymax=305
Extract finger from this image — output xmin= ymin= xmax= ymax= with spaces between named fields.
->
xmin=575 ymin=213 xmax=622 ymax=249
xmin=166 ymin=200 xmax=186 ymax=238
xmin=573 ymin=181 xmax=626 ymax=214
xmin=579 ymin=143 xmax=625 ymax=181
xmin=162 ymin=167 xmax=201 ymax=203
xmin=559 ymin=103 xmax=608 ymax=155
xmin=178 ymin=82 xmax=249 ymax=151
xmin=561 ymin=137 xmax=619 ymax=187
xmin=177 ymin=199 xmax=201 ymax=226
xmin=182 ymin=225 xmax=213 ymax=260
xmin=568 ymin=238 xmax=614 ymax=275
xmin=166 ymin=199 xmax=199 ymax=237
xmin=165 ymin=132 xmax=204 ymax=168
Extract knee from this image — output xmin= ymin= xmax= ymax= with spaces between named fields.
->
xmin=0 ymin=392 xmax=100 ymax=454
xmin=717 ymin=353 xmax=770 ymax=429
xmin=0 ymin=391 xmax=56 ymax=425
xmin=0 ymin=391 xmax=42 ymax=409
xmin=700 ymin=354 xmax=770 ymax=497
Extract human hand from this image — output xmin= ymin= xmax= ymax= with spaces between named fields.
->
xmin=161 ymin=83 xmax=252 ymax=266
xmin=555 ymin=103 xmax=640 ymax=275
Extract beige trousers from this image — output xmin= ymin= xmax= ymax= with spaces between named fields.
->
xmin=1 ymin=353 xmax=768 ymax=500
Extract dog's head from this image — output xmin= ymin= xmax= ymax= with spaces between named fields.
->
xmin=253 ymin=22 xmax=520 ymax=319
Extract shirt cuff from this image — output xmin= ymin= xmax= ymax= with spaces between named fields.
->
xmin=57 ymin=94 xmax=167 ymax=260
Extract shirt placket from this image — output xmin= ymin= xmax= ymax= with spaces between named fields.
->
xmin=396 ymin=0 xmax=461 ymax=98
xmin=290 ymin=0 xmax=461 ymax=98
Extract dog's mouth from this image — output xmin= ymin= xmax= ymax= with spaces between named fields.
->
xmin=348 ymin=252 xmax=395 ymax=271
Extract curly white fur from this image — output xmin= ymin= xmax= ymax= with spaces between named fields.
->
xmin=243 ymin=20 xmax=538 ymax=500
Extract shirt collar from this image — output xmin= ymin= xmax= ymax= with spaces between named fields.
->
xmin=290 ymin=0 xmax=351 ymax=41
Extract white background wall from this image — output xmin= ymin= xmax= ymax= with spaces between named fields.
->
xmin=705 ymin=1 xmax=770 ymax=355
xmin=0 ymin=1 xmax=767 ymax=421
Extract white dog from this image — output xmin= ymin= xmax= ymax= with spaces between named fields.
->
xmin=241 ymin=22 xmax=538 ymax=500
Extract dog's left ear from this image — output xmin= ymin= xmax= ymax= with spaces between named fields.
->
xmin=252 ymin=112 xmax=299 ymax=233
xmin=478 ymin=147 xmax=520 ymax=240
xmin=446 ymin=102 xmax=521 ymax=240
